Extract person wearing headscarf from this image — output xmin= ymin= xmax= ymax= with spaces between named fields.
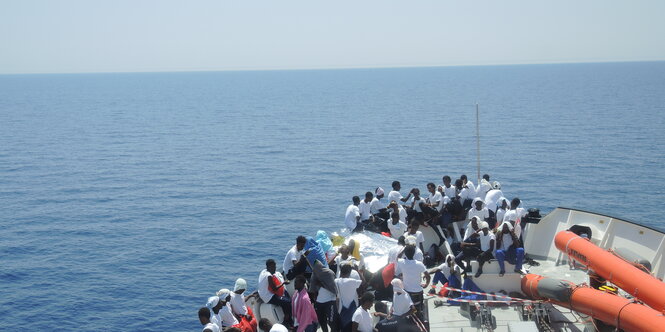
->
xmin=216 ymin=289 xmax=240 ymax=328
xmin=427 ymin=254 xmax=463 ymax=296
xmin=495 ymin=221 xmax=525 ymax=276
xmin=205 ymin=296 xmax=222 ymax=330
xmin=303 ymin=236 xmax=329 ymax=269
xmin=291 ymin=275 xmax=319 ymax=332
xmin=371 ymin=187 xmax=389 ymax=226
xmin=315 ymin=230 xmax=335 ymax=262
xmin=484 ymin=181 xmax=503 ymax=212
xmin=390 ymin=279 xmax=414 ymax=317
xmin=467 ymin=197 xmax=489 ymax=226
xmin=502 ymin=197 xmax=527 ymax=239
xmin=230 ymin=278 xmax=258 ymax=332
xmin=389 ymin=279 xmax=427 ymax=331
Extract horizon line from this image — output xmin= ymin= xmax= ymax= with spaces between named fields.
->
xmin=1 ymin=58 xmax=664 ymax=76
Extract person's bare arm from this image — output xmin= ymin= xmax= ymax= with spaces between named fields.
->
xmin=352 ymin=322 xmax=359 ymax=332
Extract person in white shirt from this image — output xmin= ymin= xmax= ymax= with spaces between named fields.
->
xmin=351 ymin=292 xmax=375 ymax=332
xmin=495 ymin=221 xmax=525 ymax=276
xmin=258 ymin=318 xmax=289 ymax=332
xmin=258 ymin=259 xmax=292 ymax=325
xmin=503 ymin=197 xmax=527 ymax=239
xmin=439 ymin=175 xmax=457 ymax=200
xmin=460 ymin=174 xmax=476 ymax=197
xmin=359 ymin=191 xmax=383 ymax=232
xmin=387 ymin=211 xmax=407 ymax=240
xmin=395 ymin=245 xmax=430 ymax=315
xmin=455 ymin=221 xmax=495 ymax=277
xmin=467 ymin=198 xmax=490 ymax=225
xmin=390 ymin=278 xmax=415 ymax=317
xmin=371 ymin=187 xmax=389 ymax=221
xmin=428 ymin=254 xmax=463 ymax=295
xmin=229 ymin=278 xmax=251 ymax=318
xmin=494 ymin=197 xmax=510 ymax=229
xmin=426 ymin=182 xmax=448 ymax=247
xmin=335 ymin=264 xmax=363 ymax=331
xmin=407 ymin=188 xmax=427 ymax=219
xmin=405 ymin=222 xmax=425 ymax=254
xmin=477 ymin=174 xmax=492 ymax=201
xmin=334 ymin=245 xmax=363 ymax=280
xmin=205 ymin=296 xmax=223 ymax=330
xmin=215 ymin=289 xmax=240 ymax=328
xmin=386 ymin=201 xmax=407 ymax=224
xmin=399 ymin=236 xmax=425 ymax=262
xmin=199 ymin=307 xmax=221 ymax=332
xmin=388 ymin=180 xmax=412 ymax=207
xmin=345 ymin=196 xmax=362 ymax=232
xmin=456 ymin=178 xmax=474 ymax=210
xmin=484 ymin=181 xmax=504 ymax=212
xmin=283 ymin=235 xmax=307 ymax=280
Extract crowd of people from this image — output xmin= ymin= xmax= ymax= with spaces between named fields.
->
xmin=199 ymin=174 xmax=531 ymax=332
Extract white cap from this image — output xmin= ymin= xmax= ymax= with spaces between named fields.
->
xmin=375 ymin=187 xmax=384 ymax=196
xmin=480 ymin=221 xmax=489 ymax=229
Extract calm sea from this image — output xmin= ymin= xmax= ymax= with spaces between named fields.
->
xmin=1 ymin=62 xmax=664 ymax=331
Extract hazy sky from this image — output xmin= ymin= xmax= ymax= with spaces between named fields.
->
xmin=1 ymin=0 xmax=664 ymax=74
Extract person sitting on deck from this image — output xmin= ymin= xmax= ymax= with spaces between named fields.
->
xmin=408 ymin=188 xmax=428 ymax=222
xmin=345 ymin=196 xmax=362 ymax=233
xmin=387 ymin=211 xmax=407 ymax=240
xmin=371 ymin=187 xmax=390 ymax=224
xmin=494 ymin=197 xmax=509 ymax=229
xmin=388 ymin=181 xmax=411 ymax=207
xmin=291 ymin=275 xmax=319 ymax=332
xmin=335 ymin=263 xmax=364 ymax=332
xmin=395 ymin=245 xmax=430 ymax=316
xmin=258 ymin=259 xmax=292 ymax=326
xmin=229 ymin=278 xmax=258 ymax=332
xmin=425 ymin=182 xmax=448 ymax=247
xmin=258 ymin=318 xmax=288 ymax=332
xmin=439 ymin=175 xmax=456 ymax=200
xmin=283 ymin=235 xmax=307 ymax=280
xmin=389 ymin=279 xmax=427 ymax=331
xmin=216 ymin=289 xmax=240 ymax=329
xmin=455 ymin=222 xmax=495 ymax=278
xmin=199 ymin=307 xmax=221 ymax=332
xmin=428 ymin=254 xmax=464 ymax=296
xmin=467 ymin=197 xmax=490 ymax=228
xmin=495 ymin=221 xmax=525 ymax=276
xmin=503 ymin=197 xmax=527 ymax=240
xmin=456 ymin=178 xmax=474 ymax=211
xmin=359 ymin=192 xmax=382 ymax=232
xmin=334 ymin=245 xmax=363 ymax=280
xmin=460 ymin=174 xmax=476 ymax=197
xmin=386 ymin=200 xmax=407 ymax=224
xmin=351 ymin=292 xmax=375 ymax=332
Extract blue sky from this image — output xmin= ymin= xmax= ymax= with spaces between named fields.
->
xmin=1 ymin=0 xmax=664 ymax=74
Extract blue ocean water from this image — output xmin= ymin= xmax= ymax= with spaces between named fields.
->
xmin=1 ymin=62 xmax=664 ymax=331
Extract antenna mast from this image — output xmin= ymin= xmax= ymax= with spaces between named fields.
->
xmin=475 ymin=103 xmax=481 ymax=184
